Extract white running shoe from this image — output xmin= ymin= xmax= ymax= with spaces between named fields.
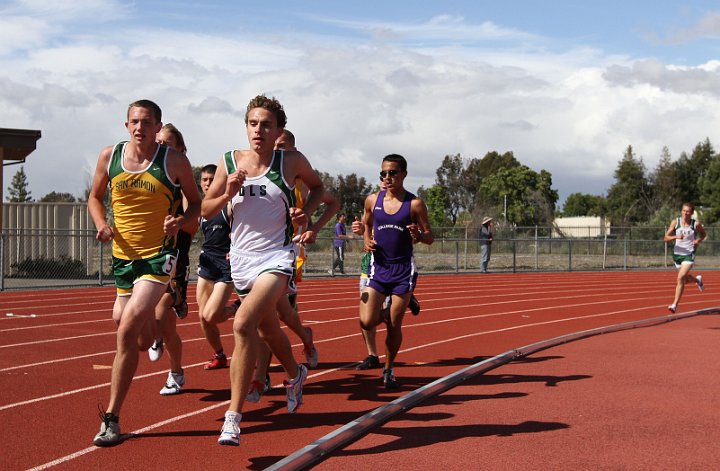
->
xmin=148 ymin=338 xmax=164 ymax=362
xmin=93 ymin=413 xmax=122 ymax=447
xmin=284 ymin=364 xmax=308 ymax=413
xmin=245 ymin=380 xmax=265 ymax=403
xmin=668 ymin=304 xmax=677 ymax=313
xmin=696 ymin=275 xmax=704 ymax=292
xmin=159 ymin=370 xmax=185 ymax=395
xmin=218 ymin=411 xmax=241 ymax=446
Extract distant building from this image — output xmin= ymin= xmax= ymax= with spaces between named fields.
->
xmin=0 ymin=128 xmax=42 ymax=231
xmin=553 ymin=216 xmax=610 ymax=238
xmin=2 ymin=202 xmax=94 ymax=277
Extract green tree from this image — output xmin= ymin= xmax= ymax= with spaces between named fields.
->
xmin=39 ymin=191 xmax=77 ymax=202
xmin=320 ymin=171 xmax=371 ymax=220
xmin=463 ymin=151 xmax=520 ymax=216
xmin=417 ymin=184 xmax=452 ymax=228
xmin=606 ymin=146 xmax=650 ymax=226
xmin=435 ymin=154 xmax=466 ymax=226
xmin=7 ymin=166 xmax=32 ymax=202
xmin=648 ymin=146 xmax=678 ymax=211
xmin=562 ymin=193 xmax=606 ymax=216
xmin=699 ymin=154 xmax=720 ymax=224
xmin=317 ymin=171 xmax=336 ymax=195
xmin=478 ymin=165 xmax=558 ymax=226
xmin=675 ymin=138 xmax=714 ymax=205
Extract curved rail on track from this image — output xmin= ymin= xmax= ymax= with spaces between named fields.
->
xmin=267 ymin=307 xmax=720 ymax=470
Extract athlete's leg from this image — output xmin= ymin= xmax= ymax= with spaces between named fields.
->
xmin=672 ymin=262 xmax=693 ymax=307
xmin=359 ymin=286 xmax=387 ymax=331
xmin=227 ymin=273 xmax=289 ymax=413
xmin=255 ymin=277 xmax=300 ymax=380
xmin=198 ymin=277 xmax=235 ymax=353
xmin=277 ymin=295 xmax=311 ymax=347
xmin=248 ymin=340 xmax=272 ymax=396
xmin=161 ymin=299 xmax=183 ymax=374
xmin=384 ymin=292 xmax=410 ymax=370
xmin=107 ymin=280 xmax=167 ymax=415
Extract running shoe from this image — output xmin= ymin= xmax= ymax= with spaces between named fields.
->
xmin=284 ymin=364 xmax=308 ymax=413
xmin=148 ymin=338 xmax=164 ymax=362
xmin=355 ymin=355 xmax=380 ymax=370
xmin=303 ymin=327 xmax=319 ymax=368
xmin=218 ymin=411 xmax=241 ymax=446
xmin=159 ymin=370 xmax=185 ymax=396
xmin=246 ymin=379 xmax=265 ymax=403
xmin=668 ymin=304 xmax=677 ymax=313
xmin=93 ymin=411 xmax=122 ymax=447
xmin=204 ymin=353 xmax=228 ymax=370
xmin=408 ymin=295 xmax=421 ymax=316
xmin=383 ymin=368 xmax=399 ymax=389
xmin=697 ymin=275 xmax=704 ymax=292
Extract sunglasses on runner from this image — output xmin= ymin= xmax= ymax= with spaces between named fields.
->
xmin=379 ymin=170 xmax=400 ymax=179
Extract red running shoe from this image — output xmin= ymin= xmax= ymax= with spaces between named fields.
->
xmin=204 ymin=353 xmax=228 ymax=370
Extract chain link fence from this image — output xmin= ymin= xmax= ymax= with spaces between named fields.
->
xmin=2 ymin=226 xmax=719 ymax=291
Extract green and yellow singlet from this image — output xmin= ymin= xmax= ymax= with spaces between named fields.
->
xmin=108 ymin=142 xmax=181 ymax=260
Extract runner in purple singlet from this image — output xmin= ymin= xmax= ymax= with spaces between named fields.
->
xmin=358 ymin=154 xmax=433 ymax=389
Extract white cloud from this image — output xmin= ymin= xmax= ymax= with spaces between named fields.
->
xmin=309 ymin=14 xmax=539 ymax=45
xmin=604 ymin=59 xmax=720 ymax=96
xmin=0 ymin=15 xmax=53 ymax=55
xmin=3 ymin=7 xmax=720 ymax=207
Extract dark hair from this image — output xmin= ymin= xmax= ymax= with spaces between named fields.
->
xmin=336 ymin=213 xmax=345 ymax=220
xmin=682 ymin=202 xmax=695 ymax=212
xmin=382 ymin=154 xmax=407 ymax=172
xmin=160 ymin=123 xmax=187 ymax=154
xmin=245 ymin=95 xmax=287 ymax=128
xmin=281 ymin=129 xmax=295 ymax=146
xmin=128 ymin=99 xmax=162 ymax=122
xmin=201 ymin=164 xmax=217 ymax=174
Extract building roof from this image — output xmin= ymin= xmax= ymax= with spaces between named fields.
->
xmin=0 ymin=128 xmax=42 ymax=162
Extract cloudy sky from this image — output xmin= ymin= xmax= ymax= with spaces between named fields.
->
xmin=2 ymin=0 xmax=720 ymax=207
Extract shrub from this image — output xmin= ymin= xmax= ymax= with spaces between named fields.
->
xmin=11 ymin=256 xmax=88 ymax=279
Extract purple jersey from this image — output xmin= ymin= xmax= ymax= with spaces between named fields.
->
xmin=372 ymin=190 xmax=415 ymax=264
xmin=334 ymin=221 xmax=346 ymax=248
xmin=368 ymin=190 xmax=417 ymax=295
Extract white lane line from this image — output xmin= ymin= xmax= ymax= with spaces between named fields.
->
xmin=26 ymin=402 xmax=230 ymax=471
xmin=0 ymin=299 xmax=668 ymax=412
xmin=21 ymin=303 xmax=670 ymax=470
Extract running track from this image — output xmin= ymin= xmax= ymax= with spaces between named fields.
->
xmin=1 ymin=271 xmax=718 ymax=470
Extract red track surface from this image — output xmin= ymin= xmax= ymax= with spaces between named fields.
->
xmin=1 ymin=271 xmax=718 ymax=470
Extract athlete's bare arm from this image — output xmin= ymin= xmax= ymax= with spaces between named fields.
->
xmin=695 ymin=221 xmax=707 ymax=246
xmin=88 ymin=146 xmax=114 ymax=243
xmin=298 ymin=191 xmax=340 ymax=245
xmin=362 ymin=193 xmax=379 ymax=252
xmin=408 ymin=197 xmax=434 ymax=245
xmin=663 ymin=218 xmax=679 ymax=243
xmin=201 ymin=152 xmax=247 ymax=219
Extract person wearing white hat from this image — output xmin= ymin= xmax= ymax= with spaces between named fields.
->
xmin=479 ymin=216 xmax=493 ymax=273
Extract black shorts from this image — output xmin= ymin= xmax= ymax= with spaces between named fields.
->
xmin=175 ymin=230 xmax=193 ymax=279
xmin=197 ymin=251 xmax=232 ymax=283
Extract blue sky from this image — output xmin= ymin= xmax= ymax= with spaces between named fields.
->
xmin=2 ymin=0 xmax=720 ymax=210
